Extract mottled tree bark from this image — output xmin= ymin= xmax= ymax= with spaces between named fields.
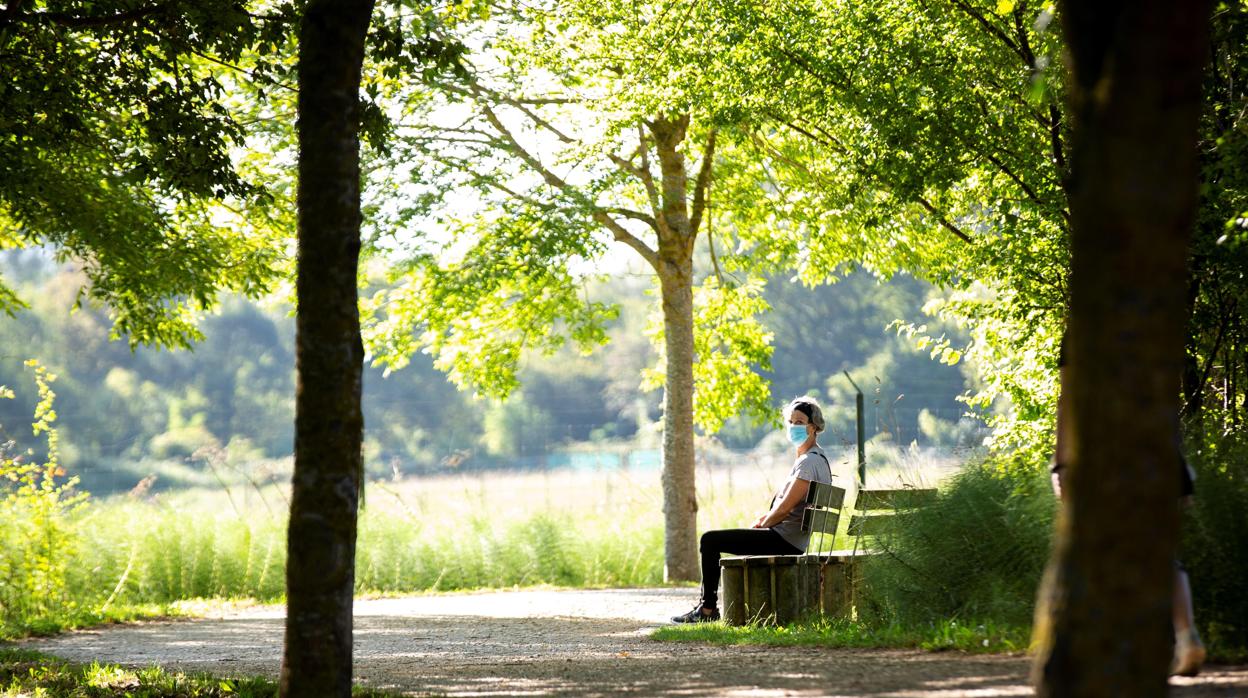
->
xmin=1033 ymin=2 xmax=1210 ymax=696
xmin=280 ymin=0 xmax=374 ymax=695
xmin=657 ymin=250 xmax=698 ymax=582
xmin=652 ymin=114 xmax=700 ymax=582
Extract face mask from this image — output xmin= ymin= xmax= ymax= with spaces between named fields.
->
xmin=786 ymin=424 xmax=809 ymax=445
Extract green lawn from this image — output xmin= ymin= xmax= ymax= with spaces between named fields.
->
xmin=652 ymin=616 xmax=1031 ymax=654
xmin=0 ymin=648 xmax=406 ymax=698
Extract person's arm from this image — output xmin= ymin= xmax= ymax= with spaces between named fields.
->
xmin=753 ymin=477 xmax=811 ymax=528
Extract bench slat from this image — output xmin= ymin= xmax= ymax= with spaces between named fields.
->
xmin=847 ymin=513 xmax=901 ymax=538
xmin=802 ymin=507 xmax=841 ymax=535
xmin=854 ymin=488 xmax=937 ymax=511
xmin=847 ymin=487 xmax=938 ymax=539
xmin=805 ymin=481 xmax=847 ymax=508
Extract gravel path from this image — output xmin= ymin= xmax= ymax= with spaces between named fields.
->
xmin=16 ymin=588 xmax=1248 ymax=697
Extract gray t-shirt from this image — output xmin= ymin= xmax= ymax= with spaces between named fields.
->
xmin=771 ymin=445 xmax=833 ymax=552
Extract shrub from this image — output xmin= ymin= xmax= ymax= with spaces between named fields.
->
xmin=857 ymin=461 xmax=1055 ymax=628
xmin=0 ymin=361 xmax=89 ymax=634
xmin=1183 ymin=423 xmax=1248 ymax=661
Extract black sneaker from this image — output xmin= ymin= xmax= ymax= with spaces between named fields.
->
xmin=671 ymin=605 xmax=720 ymax=623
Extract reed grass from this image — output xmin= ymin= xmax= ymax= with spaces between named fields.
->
xmin=2 ymin=455 xmax=844 ymax=637
xmin=1 ymin=441 xmax=976 ymax=640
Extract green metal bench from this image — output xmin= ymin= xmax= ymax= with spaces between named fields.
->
xmin=719 ymin=481 xmax=936 ymax=625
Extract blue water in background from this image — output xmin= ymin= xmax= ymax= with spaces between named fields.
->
xmin=478 ymin=449 xmax=664 ymax=473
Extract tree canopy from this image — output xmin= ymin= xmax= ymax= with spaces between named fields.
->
xmin=0 ymin=1 xmax=299 ymax=346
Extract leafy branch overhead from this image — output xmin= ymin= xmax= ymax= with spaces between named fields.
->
xmin=363 ymin=0 xmax=769 ymax=436
xmin=0 ymin=0 xmax=299 ymax=346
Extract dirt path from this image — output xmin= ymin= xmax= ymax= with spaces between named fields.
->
xmin=16 ymin=588 xmax=1248 ymax=696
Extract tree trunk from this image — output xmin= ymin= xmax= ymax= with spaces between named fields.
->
xmin=1033 ymin=3 xmax=1210 ymax=696
xmin=658 ymin=256 xmax=698 ymax=581
xmin=651 ymin=114 xmax=700 ymax=582
xmin=280 ymin=1 xmax=374 ymax=696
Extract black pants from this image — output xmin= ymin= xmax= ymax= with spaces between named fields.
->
xmin=699 ymin=528 xmax=801 ymax=609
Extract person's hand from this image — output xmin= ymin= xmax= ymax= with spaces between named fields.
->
xmin=751 ymin=514 xmax=768 ymax=529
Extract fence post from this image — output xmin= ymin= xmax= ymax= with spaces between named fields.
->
xmin=843 ymin=371 xmax=866 ymax=486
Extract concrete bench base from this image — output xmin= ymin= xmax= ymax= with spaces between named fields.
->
xmin=719 ymin=552 xmax=859 ymax=626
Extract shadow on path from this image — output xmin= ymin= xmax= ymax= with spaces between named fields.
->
xmin=14 ymin=589 xmax=1248 ymax=697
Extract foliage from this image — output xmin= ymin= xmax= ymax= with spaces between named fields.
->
xmin=643 ymin=277 xmax=775 ymax=433
xmin=0 ymin=259 xmax=974 ymax=479
xmin=1183 ymin=420 xmax=1248 ymax=661
xmin=362 ymin=0 xmax=784 ymax=436
xmin=689 ymin=0 xmax=1071 ymax=458
xmin=1184 ymin=1 xmax=1248 ymax=428
xmin=682 ymin=0 xmax=1248 ymax=457
xmin=0 ymin=361 xmax=88 ymax=634
xmin=0 ymin=648 xmax=401 ymax=698
xmin=857 ymin=463 xmax=1054 ymax=629
xmin=0 ymin=0 xmax=296 ymax=346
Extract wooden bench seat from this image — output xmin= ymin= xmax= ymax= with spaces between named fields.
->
xmin=719 ymin=481 xmax=936 ymax=625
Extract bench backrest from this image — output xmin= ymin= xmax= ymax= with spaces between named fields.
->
xmin=847 ymin=487 xmax=938 ymax=539
xmin=801 ymin=481 xmax=847 ymax=537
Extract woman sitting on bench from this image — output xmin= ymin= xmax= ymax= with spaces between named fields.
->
xmin=671 ymin=396 xmax=835 ymax=623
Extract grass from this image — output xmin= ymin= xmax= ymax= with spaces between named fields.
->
xmin=3 ymin=452 xmax=860 ymax=639
xmin=652 ymin=616 xmax=1031 ymax=654
xmin=0 ymin=443 xmax=980 ymax=643
xmin=0 ymin=648 xmax=405 ymax=697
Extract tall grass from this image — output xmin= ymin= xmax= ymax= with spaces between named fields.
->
xmin=17 ymin=422 xmax=1243 ymax=663
xmin=0 ymin=434 xmax=973 ymax=638
xmin=676 ymin=443 xmax=1246 ymax=662
xmin=858 ymin=463 xmax=1055 ymax=628
xmin=2 ymin=453 xmax=824 ymax=637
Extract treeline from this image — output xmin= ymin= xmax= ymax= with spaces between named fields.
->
xmin=0 ymin=251 xmax=973 ymax=485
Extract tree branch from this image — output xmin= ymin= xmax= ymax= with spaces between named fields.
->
xmin=776 ymin=46 xmax=853 ymax=93
xmin=593 ymin=211 xmax=660 ymax=270
xmin=476 ymin=102 xmax=659 ymax=269
xmin=1011 ymin=4 xmax=1038 ymax=66
xmin=1049 ymin=102 xmax=1067 ymax=179
xmin=427 ymin=152 xmax=549 ymax=209
xmin=707 ymin=202 xmax=725 ymax=286
xmin=688 ymin=129 xmax=718 ymax=238
xmin=604 ymin=207 xmax=658 ymax=230
xmin=21 ymin=4 xmax=166 ymax=28
xmin=980 ymin=151 xmax=1047 ymax=210
xmin=635 ymin=122 xmax=665 ymax=230
xmin=914 ymin=197 xmax=973 ymax=244
xmin=770 ymin=113 xmax=845 ymax=153
xmin=479 ymin=102 xmax=573 ymax=190
xmin=948 ymin=0 xmax=1028 ymax=66
xmin=489 ymin=88 xmax=576 ymax=145
xmin=462 ymin=80 xmax=659 ymax=200
xmin=189 ymin=49 xmax=298 ymax=93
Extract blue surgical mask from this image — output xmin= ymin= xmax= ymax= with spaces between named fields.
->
xmin=786 ymin=424 xmax=809 ymax=445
